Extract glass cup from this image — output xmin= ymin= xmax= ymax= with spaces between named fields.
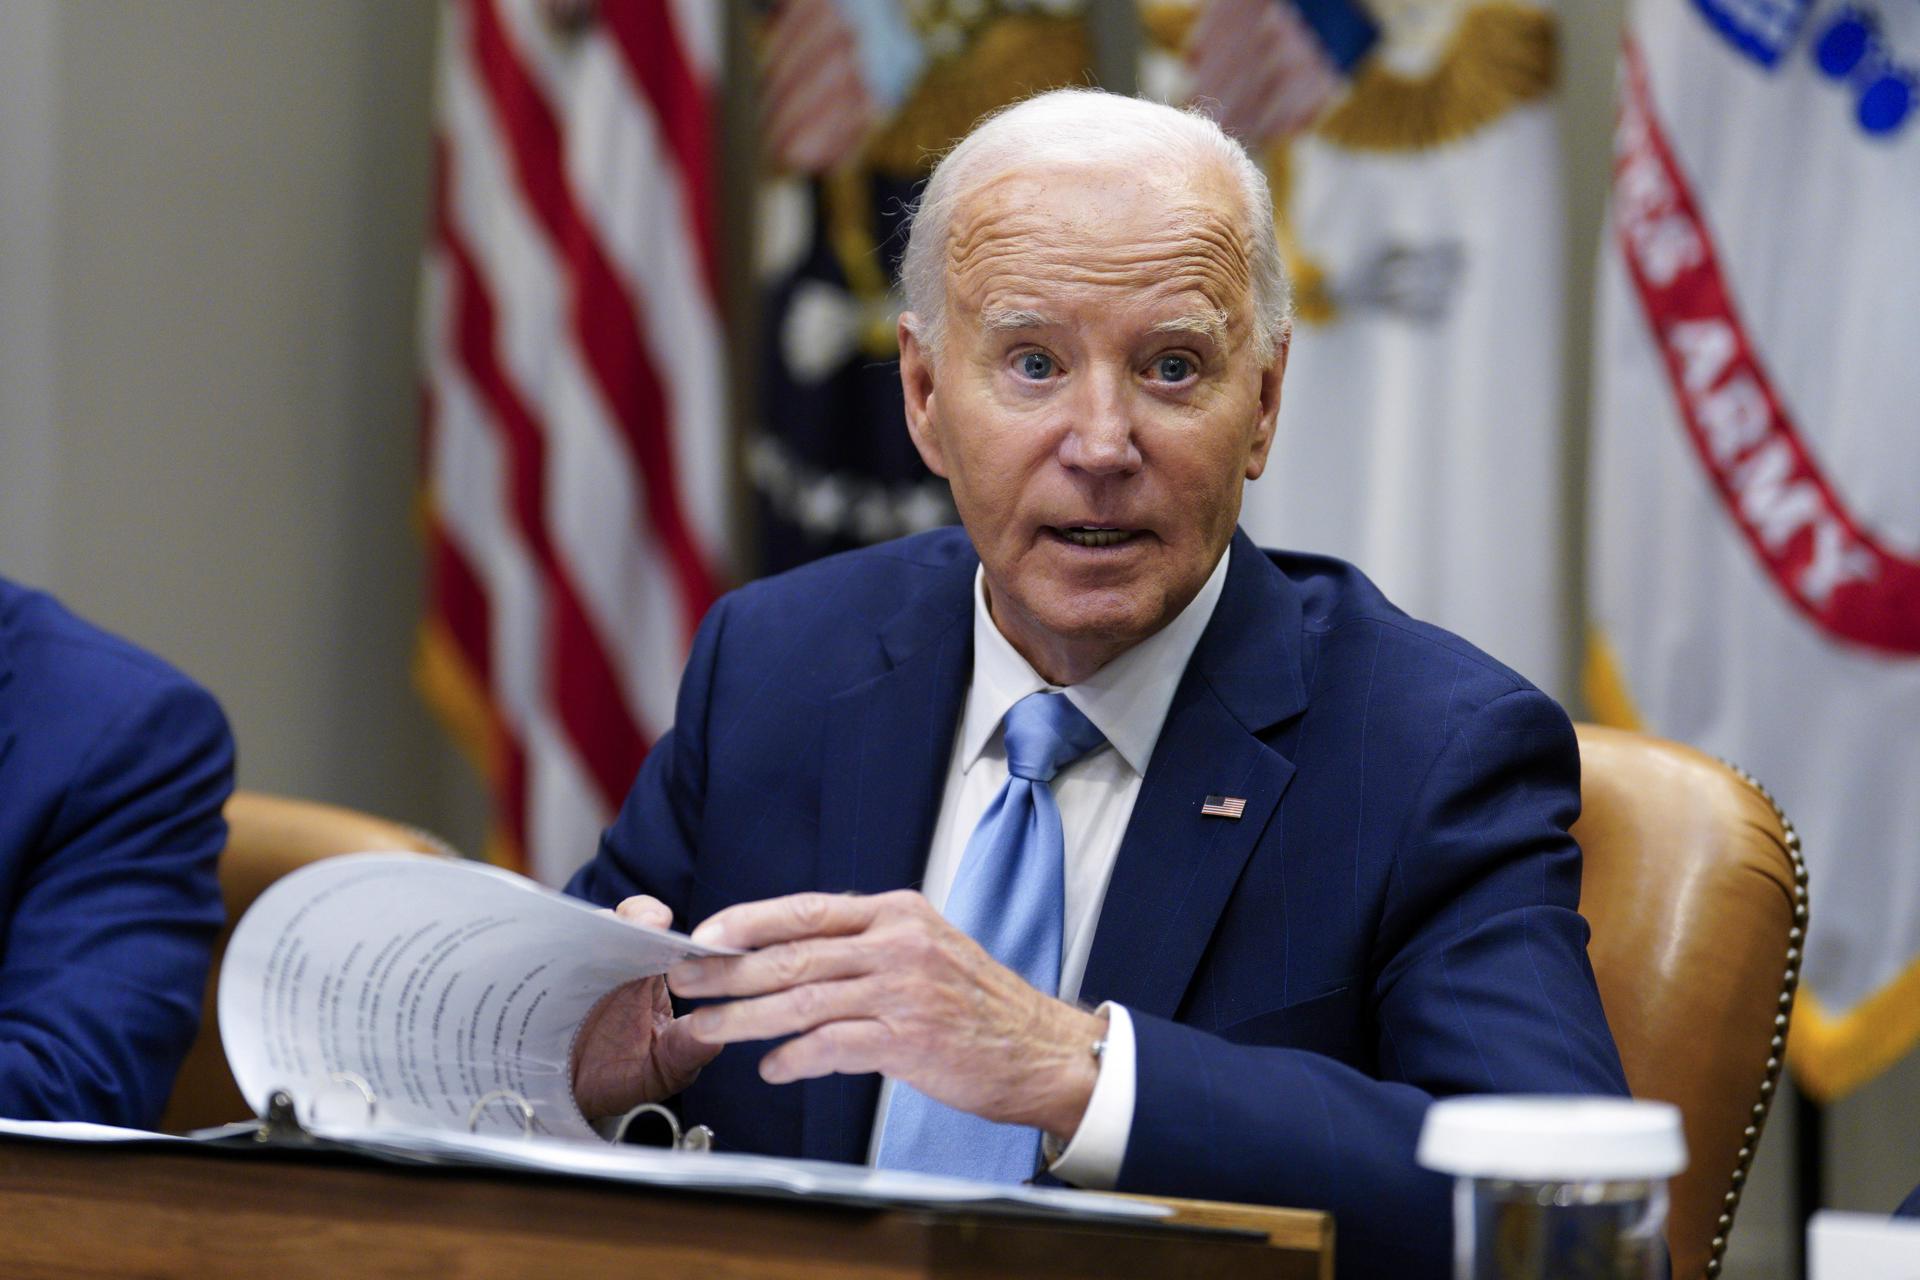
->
xmin=1418 ymin=1096 xmax=1687 ymax=1280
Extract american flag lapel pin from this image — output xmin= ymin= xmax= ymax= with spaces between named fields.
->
xmin=1201 ymin=794 xmax=1247 ymax=820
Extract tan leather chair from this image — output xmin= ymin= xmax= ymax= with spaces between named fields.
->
xmin=158 ymin=791 xmax=456 ymax=1132
xmin=1573 ymin=724 xmax=1807 ymax=1280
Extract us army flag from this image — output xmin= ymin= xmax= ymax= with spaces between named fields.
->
xmin=1588 ymin=0 xmax=1920 ymax=1100
xmin=1149 ymin=0 xmax=1569 ymax=694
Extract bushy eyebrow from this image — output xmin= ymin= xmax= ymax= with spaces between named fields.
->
xmin=978 ymin=307 xmax=1051 ymax=334
xmin=975 ymin=306 xmax=1230 ymax=344
xmin=975 ymin=308 xmax=1228 ymax=347
xmin=1147 ymin=309 xmax=1229 ymax=345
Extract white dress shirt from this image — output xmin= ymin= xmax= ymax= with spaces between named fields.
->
xmin=866 ymin=545 xmax=1232 ymax=1187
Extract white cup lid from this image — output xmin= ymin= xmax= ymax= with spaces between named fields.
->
xmin=1417 ymin=1096 xmax=1688 ymax=1181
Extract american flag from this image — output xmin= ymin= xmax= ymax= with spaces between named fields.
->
xmin=1201 ymin=794 xmax=1248 ymax=819
xmin=417 ymin=0 xmax=728 ymax=884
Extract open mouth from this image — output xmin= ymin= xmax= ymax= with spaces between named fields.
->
xmin=1050 ymin=526 xmax=1142 ymax=549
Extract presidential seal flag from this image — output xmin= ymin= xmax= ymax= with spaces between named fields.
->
xmin=1588 ymin=0 xmax=1920 ymax=1101
xmin=749 ymin=0 xmax=1097 ymax=575
xmin=1142 ymin=0 xmax=1570 ymax=694
xmin=417 ymin=0 xmax=729 ymax=885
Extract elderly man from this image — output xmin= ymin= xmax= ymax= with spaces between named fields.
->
xmin=569 ymin=89 xmax=1628 ymax=1276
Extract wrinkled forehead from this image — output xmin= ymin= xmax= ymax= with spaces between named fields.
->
xmin=943 ymin=162 xmax=1257 ymax=331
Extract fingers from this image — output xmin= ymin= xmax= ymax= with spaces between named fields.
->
xmin=691 ymin=889 xmax=921 ymax=949
xmin=668 ymin=935 xmax=874 ymax=998
xmin=613 ymin=894 xmax=673 ymax=931
xmin=684 ymin=976 xmax=883 ymax=1047
xmin=757 ymin=1019 xmax=891 ymax=1084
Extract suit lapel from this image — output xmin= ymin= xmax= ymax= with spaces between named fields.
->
xmin=814 ymin=565 xmax=975 ymax=897
xmin=1079 ymin=532 xmax=1310 ymax=1019
xmin=804 ymin=550 xmax=975 ymax=1162
xmin=1078 ymin=688 xmax=1294 ymax=1017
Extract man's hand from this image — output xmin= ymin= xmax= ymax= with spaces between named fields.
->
xmin=666 ymin=890 xmax=1108 ymax=1144
xmin=571 ymin=896 xmax=724 ymax=1120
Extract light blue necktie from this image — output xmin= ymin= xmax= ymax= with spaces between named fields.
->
xmin=874 ymin=690 xmax=1106 ymax=1182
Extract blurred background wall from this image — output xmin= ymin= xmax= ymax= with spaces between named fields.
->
xmin=1 ymin=2 xmax=1915 ymax=1273
xmin=1 ymin=1 xmax=487 ymax=855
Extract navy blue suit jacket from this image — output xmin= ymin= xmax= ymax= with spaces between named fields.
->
xmin=0 ymin=580 xmax=230 ymax=1127
xmin=572 ymin=528 xmax=1629 ymax=1277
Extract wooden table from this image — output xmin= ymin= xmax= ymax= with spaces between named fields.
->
xmin=0 ymin=1136 xmax=1331 ymax=1278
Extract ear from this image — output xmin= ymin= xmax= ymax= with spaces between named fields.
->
xmin=1243 ymin=326 xmax=1289 ymax=481
xmin=898 ymin=316 xmax=949 ymax=478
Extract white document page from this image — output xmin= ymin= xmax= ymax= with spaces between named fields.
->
xmin=324 ymin=1123 xmax=1170 ymax=1220
xmin=0 ymin=1117 xmax=1168 ymax=1223
xmin=0 ymin=1119 xmax=193 ymax=1144
xmin=219 ymin=853 xmax=733 ymax=1140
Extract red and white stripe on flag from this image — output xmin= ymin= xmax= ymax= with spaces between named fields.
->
xmin=1185 ymin=0 xmax=1344 ymax=145
xmin=418 ymin=0 xmax=728 ymax=885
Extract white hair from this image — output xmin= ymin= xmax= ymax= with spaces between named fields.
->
xmin=898 ymin=88 xmax=1292 ymax=360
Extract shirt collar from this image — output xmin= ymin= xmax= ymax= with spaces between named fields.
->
xmin=960 ymin=544 xmax=1233 ymax=777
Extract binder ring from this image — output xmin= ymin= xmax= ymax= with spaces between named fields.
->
xmin=467 ymin=1089 xmax=536 ymax=1138
xmin=610 ymin=1101 xmax=681 ymax=1147
xmin=312 ymin=1071 xmax=377 ymax=1129
xmin=610 ymin=1102 xmax=714 ymax=1152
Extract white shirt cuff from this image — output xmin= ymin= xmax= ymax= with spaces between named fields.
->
xmin=1046 ymin=1002 xmax=1135 ymax=1189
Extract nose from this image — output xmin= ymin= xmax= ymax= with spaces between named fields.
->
xmin=1056 ymin=368 xmax=1143 ymax=476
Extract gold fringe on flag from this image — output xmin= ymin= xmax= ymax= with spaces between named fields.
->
xmin=1316 ymin=3 xmax=1557 ymax=153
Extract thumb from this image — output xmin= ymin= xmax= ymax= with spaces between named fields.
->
xmin=656 ymin=1013 xmax=724 ymax=1083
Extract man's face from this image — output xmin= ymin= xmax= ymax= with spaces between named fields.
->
xmin=900 ymin=161 xmax=1286 ymax=684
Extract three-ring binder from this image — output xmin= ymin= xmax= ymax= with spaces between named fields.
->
xmin=251 ymin=1072 xmax=715 ymax=1153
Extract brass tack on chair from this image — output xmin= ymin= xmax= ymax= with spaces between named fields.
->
xmin=1571 ymin=731 xmax=1807 ymax=1280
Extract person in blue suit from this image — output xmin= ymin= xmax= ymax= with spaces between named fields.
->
xmin=569 ymin=89 xmax=1628 ymax=1276
xmin=0 ymin=578 xmax=230 ymax=1127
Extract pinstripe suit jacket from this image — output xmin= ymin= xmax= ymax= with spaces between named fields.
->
xmin=0 ymin=579 xmax=229 ymax=1127
xmin=572 ymin=527 xmax=1629 ymax=1278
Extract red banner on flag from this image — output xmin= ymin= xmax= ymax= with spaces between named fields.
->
xmin=1614 ymin=34 xmax=1920 ymax=655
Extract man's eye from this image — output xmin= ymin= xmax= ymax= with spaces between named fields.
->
xmin=1016 ymin=351 xmax=1056 ymax=380
xmin=1152 ymin=354 xmax=1195 ymax=382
